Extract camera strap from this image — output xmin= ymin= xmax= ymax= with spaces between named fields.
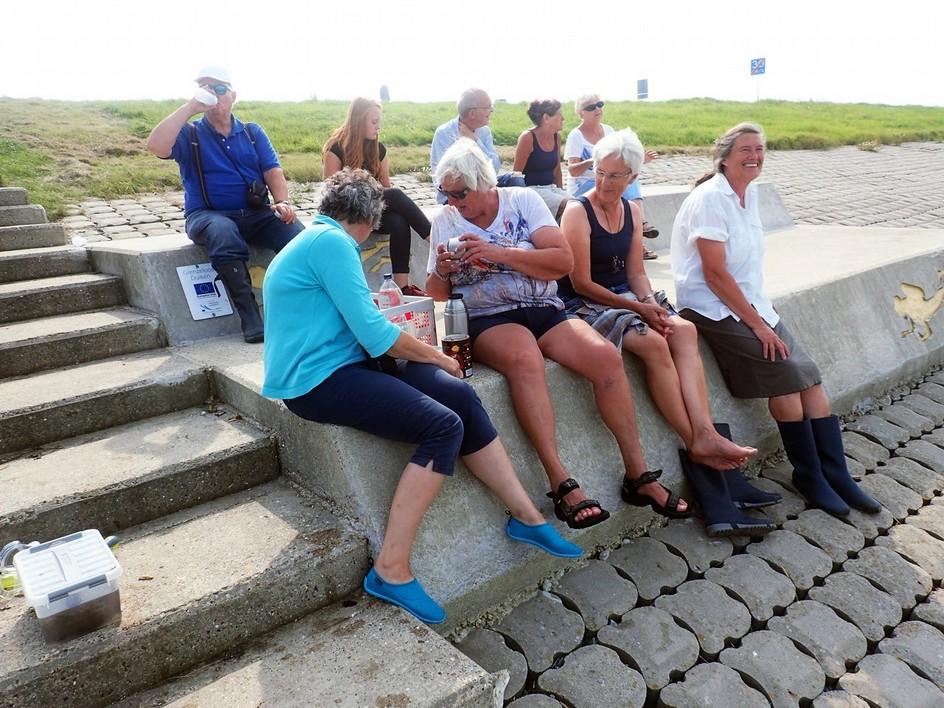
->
xmin=189 ymin=123 xmax=214 ymax=211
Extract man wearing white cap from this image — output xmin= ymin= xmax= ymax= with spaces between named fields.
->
xmin=147 ymin=66 xmax=303 ymax=343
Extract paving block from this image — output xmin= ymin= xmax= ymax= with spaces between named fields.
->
xmin=874 ymin=404 xmax=934 ymax=436
xmin=659 ymin=662 xmax=769 ymax=708
xmin=536 ymin=645 xmax=646 ymax=708
xmin=844 ymin=415 xmax=909 ymax=449
xmin=0 ymin=223 xmax=67 ymax=252
xmin=0 ymin=204 xmax=46 ymax=227
xmin=719 ymin=630 xmax=825 ymax=708
xmin=596 ymin=606 xmax=699 ymax=691
xmin=917 ymin=382 xmax=944 ymax=406
xmin=841 ymin=504 xmax=895 ymax=541
xmin=0 ymin=272 xmax=126 ymax=325
xmin=812 ymin=691 xmax=870 ymax=708
xmin=750 ymin=478 xmax=807 ymax=524
xmin=841 ymin=431 xmax=891 ymax=469
xmin=507 ymin=695 xmax=563 ymax=707
xmin=843 ymin=546 xmax=933 ymax=610
xmin=0 ymin=308 xmax=164 ymax=379
xmin=926 ymin=371 xmax=944 ymax=387
xmin=899 ymin=393 xmax=944 ymax=426
xmin=746 ymin=530 xmax=833 ymax=591
xmin=783 ymin=509 xmax=865 ymax=563
xmin=876 ymin=525 xmax=944 ymax=581
xmin=897 ymin=439 xmax=944 ymax=472
xmin=122 ymin=599 xmax=498 ymax=708
xmin=760 ymin=459 xmax=796 ymax=491
xmin=922 ymin=428 xmax=944 ymax=449
xmin=767 ymin=600 xmax=867 ymax=679
xmin=908 ymin=503 xmax=944 ymax=542
xmin=844 ymin=455 xmax=867 ymax=481
xmin=0 ymin=245 xmax=89 ymax=284
xmin=877 ymin=457 xmax=944 ymax=500
xmin=912 ymin=589 xmax=944 ymax=632
xmin=807 ymin=572 xmax=901 ymax=642
xmin=455 ymin=628 xmax=528 ymax=701
xmin=606 ymin=537 xmax=688 ymax=602
xmin=0 ymin=187 xmax=27 ymax=206
xmin=705 ymin=553 xmax=796 ymax=622
xmin=858 ymin=473 xmax=923 ymax=520
xmin=553 ymin=559 xmax=637 ymax=632
xmin=654 ymin=580 xmax=751 ymax=656
xmin=496 ymin=594 xmax=584 ymax=674
xmin=839 ymin=655 xmax=944 ymax=708
xmin=878 ymin=621 xmax=944 ymax=691
xmin=0 ymin=482 xmax=369 ymax=708
xmin=1 ymin=406 xmax=279 ymax=548
xmin=0 ymin=350 xmax=210 ymax=453
xmin=649 ymin=517 xmax=734 ymax=573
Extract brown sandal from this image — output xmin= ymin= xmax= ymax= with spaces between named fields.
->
xmin=547 ymin=478 xmax=611 ymax=529
xmin=621 ymin=470 xmax=693 ymax=519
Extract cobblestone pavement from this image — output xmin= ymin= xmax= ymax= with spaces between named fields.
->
xmin=455 ymin=369 xmax=944 ymax=707
xmin=59 ymin=142 xmax=944 ymax=242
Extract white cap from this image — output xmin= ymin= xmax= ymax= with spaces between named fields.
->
xmin=194 ymin=65 xmax=232 ymax=84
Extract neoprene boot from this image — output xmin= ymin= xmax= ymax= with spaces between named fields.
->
xmin=215 ymin=259 xmax=264 ymax=343
xmin=810 ymin=415 xmax=882 ymax=513
xmin=678 ymin=450 xmax=775 ymax=538
xmin=777 ymin=419 xmax=849 ymax=516
xmin=714 ymin=423 xmax=782 ymax=509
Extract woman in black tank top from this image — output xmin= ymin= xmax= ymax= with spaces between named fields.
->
xmin=513 ymin=99 xmax=570 ymax=221
xmin=559 ymin=129 xmax=773 ymax=534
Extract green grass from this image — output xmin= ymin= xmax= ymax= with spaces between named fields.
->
xmin=2 ymin=97 xmax=942 ymax=219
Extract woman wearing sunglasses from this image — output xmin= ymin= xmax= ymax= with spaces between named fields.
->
xmin=323 ymin=98 xmax=431 ymax=295
xmin=564 ymin=94 xmax=660 ymax=259
xmin=512 ymin=99 xmax=570 ymax=221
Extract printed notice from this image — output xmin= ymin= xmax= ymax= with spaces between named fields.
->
xmin=176 ymin=263 xmax=234 ymax=320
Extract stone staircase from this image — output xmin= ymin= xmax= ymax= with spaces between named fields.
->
xmin=0 ymin=188 xmax=499 ymax=707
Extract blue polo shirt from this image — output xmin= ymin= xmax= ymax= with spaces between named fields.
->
xmin=169 ymin=115 xmax=281 ymax=215
xmin=261 ymin=215 xmax=401 ymax=400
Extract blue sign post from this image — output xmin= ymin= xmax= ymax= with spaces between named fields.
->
xmin=637 ymin=79 xmax=648 ymax=100
xmin=750 ymin=57 xmax=766 ymax=101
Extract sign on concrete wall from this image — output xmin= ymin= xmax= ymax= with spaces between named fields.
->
xmin=751 ymin=58 xmax=766 ymax=76
xmin=176 ymin=263 xmax=234 ymax=320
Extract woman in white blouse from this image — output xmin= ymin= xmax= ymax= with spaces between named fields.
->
xmin=671 ymin=122 xmax=880 ymax=518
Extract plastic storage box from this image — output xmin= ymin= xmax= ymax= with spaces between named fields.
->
xmin=13 ymin=529 xmax=122 ymax=642
xmin=372 ymin=294 xmax=438 ymax=346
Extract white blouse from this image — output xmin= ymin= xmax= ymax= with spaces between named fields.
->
xmin=670 ymin=173 xmax=779 ymax=326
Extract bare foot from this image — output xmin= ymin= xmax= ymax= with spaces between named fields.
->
xmin=689 ymin=431 xmax=757 ymax=470
xmin=629 ymin=478 xmax=689 ymax=513
xmin=560 ymin=487 xmax=604 ymax=524
xmin=373 ymin=558 xmax=414 ymax=584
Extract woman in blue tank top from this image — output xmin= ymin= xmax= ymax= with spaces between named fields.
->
xmin=559 ymin=129 xmax=771 ymax=532
xmin=513 ymin=99 xmax=570 ymax=221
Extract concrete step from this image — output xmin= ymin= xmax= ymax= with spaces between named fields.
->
xmin=0 ymin=204 xmax=47 ymax=227
xmin=0 ymin=245 xmax=89 ymax=283
xmin=0 ymin=223 xmax=67 ymax=252
xmin=0 ymin=406 xmax=279 ymax=543
xmin=118 ymin=600 xmax=501 ymax=708
xmin=0 ymin=481 xmax=369 ymax=708
xmin=0 ymin=188 xmax=28 ymax=207
xmin=0 ymin=350 xmax=210 ymax=454
xmin=0 ymin=308 xmax=165 ymax=379
xmin=0 ymin=273 xmax=126 ymax=325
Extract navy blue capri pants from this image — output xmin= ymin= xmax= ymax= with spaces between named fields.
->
xmin=284 ymin=359 xmax=497 ymax=476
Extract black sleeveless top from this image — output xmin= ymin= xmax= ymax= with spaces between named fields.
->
xmin=328 ymin=140 xmax=387 ymax=178
xmin=557 ymin=195 xmax=634 ymax=300
xmin=522 ymin=130 xmax=559 ymax=186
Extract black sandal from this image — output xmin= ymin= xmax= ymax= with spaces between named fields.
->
xmin=622 ymin=469 xmax=694 ymax=519
xmin=546 ymin=478 xmax=611 ymax=530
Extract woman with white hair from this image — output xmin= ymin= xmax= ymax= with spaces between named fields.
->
xmin=564 ymin=94 xmax=660 ymax=258
xmin=559 ymin=129 xmax=778 ymax=537
xmin=262 ymin=169 xmax=582 ymax=625
xmin=425 ymin=138 xmax=691 ymax=527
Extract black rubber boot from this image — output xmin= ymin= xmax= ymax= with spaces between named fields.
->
xmin=777 ymin=419 xmax=849 ymax=516
xmin=678 ymin=450 xmax=775 ymax=538
xmin=713 ymin=423 xmax=782 ymax=509
xmin=810 ymin=415 xmax=882 ymax=513
xmin=215 ymin=259 xmax=264 ymax=343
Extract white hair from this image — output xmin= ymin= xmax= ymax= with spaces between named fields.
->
xmin=574 ymin=93 xmax=600 ymax=114
xmin=433 ymin=138 xmax=497 ymax=192
xmin=593 ymin=128 xmax=645 ymax=174
xmin=457 ymin=88 xmax=489 ymax=117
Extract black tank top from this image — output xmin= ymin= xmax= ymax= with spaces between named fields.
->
xmin=557 ymin=195 xmax=634 ymax=300
xmin=522 ymin=130 xmax=559 ymax=186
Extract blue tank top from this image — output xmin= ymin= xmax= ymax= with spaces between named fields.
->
xmin=557 ymin=195 xmax=634 ymax=300
xmin=522 ymin=130 xmax=559 ymax=186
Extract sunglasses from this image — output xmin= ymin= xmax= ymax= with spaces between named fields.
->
xmin=203 ymin=83 xmax=231 ymax=96
xmin=582 ymin=100 xmax=605 ymax=111
xmin=437 ymin=185 xmax=472 ymax=201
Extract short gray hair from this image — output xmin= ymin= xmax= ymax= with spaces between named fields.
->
xmin=458 ymin=88 xmax=489 ymax=117
xmin=433 ymin=138 xmax=497 ymax=192
xmin=318 ymin=168 xmax=385 ymax=228
xmin=574 ymin=93 xmax=600 ymax=114
xmin=593 ymin=128 xmax=645 ymax=174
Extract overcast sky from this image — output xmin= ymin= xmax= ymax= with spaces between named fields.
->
xmin=3 ymin=0 xmax=942 ymax=106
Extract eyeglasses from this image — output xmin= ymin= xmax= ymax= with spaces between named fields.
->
xmin=595 ymin=168 xmax=634 ymax=181
xmin=437 ymin=185 xmax=472 ymax=200
xmin=473 ymin=105 xmax=494 ymax=112
xmin=202 ymin=83 xmax=231 ymax=96
xmin=582 ymin=101 xmax=605 ymax=111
